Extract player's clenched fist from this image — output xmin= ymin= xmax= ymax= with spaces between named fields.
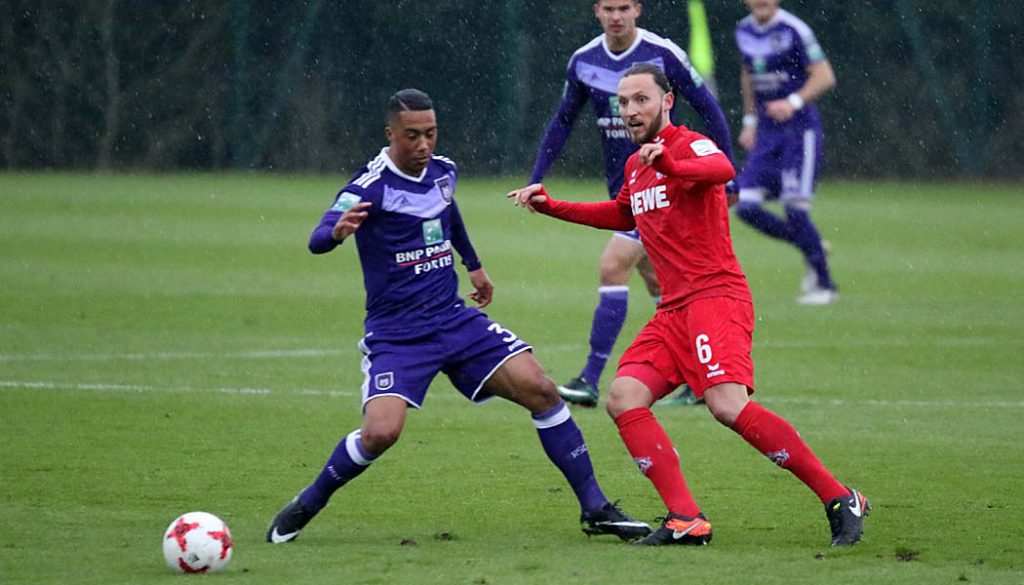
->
xmin=331 ymin=201 xmax=372 ymax=241
xmin=506 ymin=183 xmax=548 ymax=213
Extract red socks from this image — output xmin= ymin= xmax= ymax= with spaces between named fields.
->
xmin=732 ymin=401 xmax=848 ymax=503
xmin=614 ymin=408 xmax=701 ymax=517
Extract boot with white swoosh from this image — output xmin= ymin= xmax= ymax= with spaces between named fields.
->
xmin=825 ymin=487 xmax=870 ymax=546
xmin=266 ymin=496 xmax=319 ymax=544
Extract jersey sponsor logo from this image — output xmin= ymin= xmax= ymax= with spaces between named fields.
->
xmin=434 ymin=176 xmax=453 ymax=203
xmin=690 ymin=139 xmax=721 ymax=157
xmin=330 ymin=191 xmax=361 ymax=212
xmin=630 ymin=185 xmax=669 ymax=215
xmin=597 ymin=115 xmax=628 ymax=139
xmin=751 ymin=70 xmax=791 ymax=93
xmin=395 ymin=240 xmax=454 ymax=275
xmin=374 ymin=372 xmax=394 ymax=391
xmin=422 ymin=218 xmax=444 ymax=245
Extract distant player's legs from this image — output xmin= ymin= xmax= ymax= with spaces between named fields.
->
xmin=635 ymin=252 xmax=661 ymax=302
xmin=486 ymin=352 xmax=651 ymax=540
xmin=636 ymin=248 xmax=701 ymax=407
xmin=560 ymin=234 xmax=643 ymax=406
xmin=784 ymin=201 xmax=834 ymax=291
xmin=781 ymin=127 xmax=834 ymax=301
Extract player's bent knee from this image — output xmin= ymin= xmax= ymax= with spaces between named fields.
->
xmin=360 ymin=423 xmax=403 ymax=456
xmin=704 ymin=383 xmax=749 ymax=427
xmin=523 ymin=376 xmax=561 ymax=412
xmin=605 ymin=381 xmax=645 ymax=419
xmin=599 ymin=256 xmax=632 ymax=284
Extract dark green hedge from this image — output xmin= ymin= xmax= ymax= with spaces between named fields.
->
xmin=1 ymin=0 xmax=1019 ymax=179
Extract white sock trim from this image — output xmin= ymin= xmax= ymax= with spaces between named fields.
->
xmin=597 ymin=285 xmax=630 ymax=294
xmin=532 ymin=403 xmax=572 ymax=430
xmin=345 ymin=430 xmax=374 ymax=466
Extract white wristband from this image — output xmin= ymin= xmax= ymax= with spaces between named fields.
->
xmin=742 ymin=114 xmax=758 ymax=128
xmin=787 ymin=93 xmax=805 ymax=111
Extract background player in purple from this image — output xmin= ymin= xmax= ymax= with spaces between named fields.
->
xmin=530 ymin=0 xmax=733 ymax=407
xmin=266 ymin=89 xmax=650 ymax=545
xmin=734 ymin=0 xmax=838 ymax=305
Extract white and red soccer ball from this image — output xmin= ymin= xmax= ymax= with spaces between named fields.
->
xmin=162 ymin=512 xmax=233 ymax=574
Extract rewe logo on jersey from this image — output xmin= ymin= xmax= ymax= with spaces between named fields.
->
xmin=630 ymin=185 xmax=669 ymax=216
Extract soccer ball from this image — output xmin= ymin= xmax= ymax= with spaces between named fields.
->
xmin=162 ymin=511 xmax=233 ymax=574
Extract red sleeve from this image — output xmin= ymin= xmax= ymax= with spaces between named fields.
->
xmin=532 ymin=186 xmax=636 ymax=231
xmin=651 ymin=143 xmax=735 ymax=184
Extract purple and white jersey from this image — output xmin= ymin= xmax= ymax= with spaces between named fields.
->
xmin=309 ymin=149 xmax=481 ymax=335
xmin=531 ymin=28 xmax=732 ymax=197
xmin=736 ymin=9 xmax=826 ymax=130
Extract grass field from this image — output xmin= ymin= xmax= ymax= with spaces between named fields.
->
xmin=1 ymin=173 xmax=1022 ymax=584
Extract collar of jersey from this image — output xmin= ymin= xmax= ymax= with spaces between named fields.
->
xmin=380 ymin=147 xmax=428 ymax=183
xmin=601 ymin=27 xmax=646 ymax=61
xmin=654 ymin=123 xmax=681 ymax=144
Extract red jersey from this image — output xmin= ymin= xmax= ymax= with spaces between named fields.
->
xmin=536 ymin=123 xmax=751 ymax=311
xmin=617 ymin=124 xmax=751 ymax=310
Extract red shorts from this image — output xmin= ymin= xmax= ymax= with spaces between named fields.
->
xmin=617 ymin=296 xmax=755 ymax=399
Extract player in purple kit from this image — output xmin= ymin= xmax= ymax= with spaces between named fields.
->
xmin=734 ymin=0 xmax=838 ymax=305
xmin=531 ymin=0 xmax=733 ymax=407
xmin=266 ymin=89 xmax=650 ymax=545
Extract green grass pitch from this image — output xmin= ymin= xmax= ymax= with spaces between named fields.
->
xmin=1 ymin=173 xmax=1022 ymax=584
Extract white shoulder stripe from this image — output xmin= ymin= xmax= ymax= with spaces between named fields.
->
xmin=569 ymin=34 xmax=605 ymax=64
xmin=353 ymin=166 xmax=382 ymax=188
xmin=431 ymin=154 xmax=456 ymax=167
xmin=640 ymin=30 xmax=691 ymax=68
xmin=777 ymin=9 xmax=817 ymax=43
xmin=353 ymin=156 xmax=386 ymax=188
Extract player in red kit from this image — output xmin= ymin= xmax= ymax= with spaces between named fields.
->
xmin=508 ymin=62 xmax=869 ymax=547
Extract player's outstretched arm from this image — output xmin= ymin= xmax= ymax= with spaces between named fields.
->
xmin=507 ymin=184 xmax=635 ymax=231
xmin=529 ymin=70 xmax=588 ymax=185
